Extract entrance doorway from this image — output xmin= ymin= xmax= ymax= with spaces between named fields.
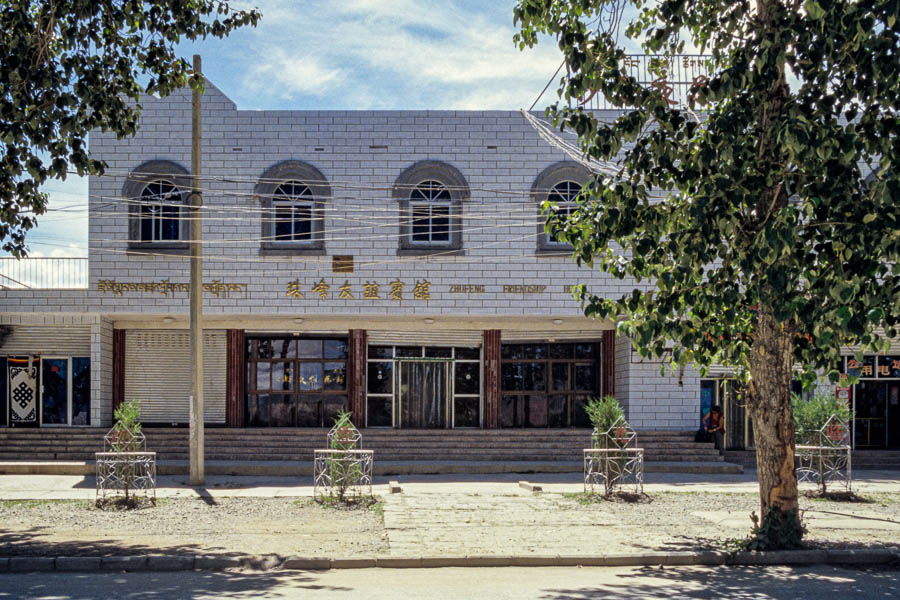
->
xmin=854 ymin=381 xmax=900 ymax=449
xmin=397 ymin=361 xmax=449 ymax=428
xmin=1 ymin=356 xmax=90 ymax=427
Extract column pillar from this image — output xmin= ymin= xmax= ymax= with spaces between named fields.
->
xmin=602 ymin=329 xmax=616 ymax=399
xmin=225 ymin=329 xmax=245 ymax=427
xmin=348 ymin=329 xmax=367 ymax=426
xmin=483 ymin=329 xmax=501 ymax=429
xmin=110 ymin=327 xmax=125 ymax=420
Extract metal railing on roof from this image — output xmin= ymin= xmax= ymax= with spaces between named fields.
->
xmin=0 ymin=257 xmax=88 ymax=289
xmin=577 ymin=54 xmax=713 ymax=111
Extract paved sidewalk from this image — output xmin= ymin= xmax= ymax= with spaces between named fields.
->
xmin=2 ymin=470 xmax=899 ymax=563
xmin=1 ymin=469 xmax=898 ymax=501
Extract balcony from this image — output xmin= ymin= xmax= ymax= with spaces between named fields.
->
xmin=0 ymin=257 xmax=88 ymax=289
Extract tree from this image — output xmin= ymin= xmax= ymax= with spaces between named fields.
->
xmin=515 ymin=0 xmax=898 ymax=546
xmin=0 ymin=0 xmax=259 ymax=256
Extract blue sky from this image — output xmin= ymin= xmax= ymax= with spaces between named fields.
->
xmin=20 ymin=0 xmax=639 ymax=258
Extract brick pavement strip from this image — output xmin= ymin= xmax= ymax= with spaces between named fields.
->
xmin=0 ymin=550 xmax=899 ymax=571
xmin=100 ymin=556 xmax=149 ymax=571
xmin=55 ymin=556 xmax=102 ymax=571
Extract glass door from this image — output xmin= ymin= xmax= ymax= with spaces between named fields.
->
xmin=40 ymin=358 xmax=70 ymax=425
xmin=396 ymin=360 xmax=449 ymax=428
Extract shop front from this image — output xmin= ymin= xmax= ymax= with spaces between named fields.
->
xmin=845 ymin=355 xmax=900 ymax=449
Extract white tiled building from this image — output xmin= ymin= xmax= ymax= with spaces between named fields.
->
xmin=1 ymin=81 xmax=896 ymax=451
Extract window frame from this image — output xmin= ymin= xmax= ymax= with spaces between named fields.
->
xmin=125 ymin=160 xmax=191 ymax=254
xmin=256 ymin=161 xmax=330 ymax=256
xmin=393 ymin=160 xmax=467 ymax=255
xmin=532 ymin=162 xmax=591 ymax=254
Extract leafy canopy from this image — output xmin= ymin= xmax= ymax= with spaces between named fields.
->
xmin=514 ymin=0 xmax=899 ymax=385
xmin=0 ymin=0 xmax=260 ymax=256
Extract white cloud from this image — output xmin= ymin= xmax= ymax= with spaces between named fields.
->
xmin=235 ymin=0 xmax=564 ymax=109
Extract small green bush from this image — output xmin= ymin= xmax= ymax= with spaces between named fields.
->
xmin=792 ymin=391 xmax=851 ymax=444
xmin=585 ymin=396 xmax=625 ymax=444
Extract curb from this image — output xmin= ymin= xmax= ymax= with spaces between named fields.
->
xmin=1 ymin=550 xmax=898 ymax=572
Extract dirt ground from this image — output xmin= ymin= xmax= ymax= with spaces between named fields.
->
xmin=0 ymin=497 xmax=388 ymax=558
xmin=1 ymin=490 xmax=898 ymax=558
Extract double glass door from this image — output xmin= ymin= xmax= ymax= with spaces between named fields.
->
xmin=1 ymin=356 xmax=90 ymax=427
xmin=396 ymin=360 xmax=449 ymax=429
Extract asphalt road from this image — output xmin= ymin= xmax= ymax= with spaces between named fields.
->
xmin=1 ymin=565 xmax=898 ymax=599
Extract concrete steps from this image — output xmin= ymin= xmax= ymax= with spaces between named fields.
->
xmin=0 ymin=427 xmax=741 ymax=474
xmin=725 ymin=450 xmax=900 ymax=470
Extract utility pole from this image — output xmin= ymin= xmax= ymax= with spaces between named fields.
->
xmin=189 ymin=54 xmax=204 ymax=486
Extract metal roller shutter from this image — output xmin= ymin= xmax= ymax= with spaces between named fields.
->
xmin=367 ymin=330 xmax=483 ymax=346
xmin=0 ymin=326 xmax=91 ymax=356
xmin=124 ymin=330 xmax=226 ymax=424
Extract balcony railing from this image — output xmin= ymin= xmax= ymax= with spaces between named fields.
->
xmin=0 ymin=257 xmax=88 ymax=289
xmin=577 ymin=54 xmax=712 ymax=111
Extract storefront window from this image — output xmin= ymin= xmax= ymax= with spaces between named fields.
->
xmin=500 ymin=342 xmax=599 ymax=428
xmin=246 ymin=336 xmax=348 ymax=427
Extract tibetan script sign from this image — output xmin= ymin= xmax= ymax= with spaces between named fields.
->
xmin=97 ymin=279 xmax=248 ymax=298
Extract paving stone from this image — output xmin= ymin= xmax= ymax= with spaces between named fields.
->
xmin=56 ymin=556 xmax=102 ymax=571
xmin=282 ymin=557 xmax=331 ymax=570
xmin=147 ymin=555 xmax=194 ymax=571
xmin=9 ymin=557 xmax=54 ymax=572
xmin=194 ymin=555 xmax=243 ymax=570
xmin=100 ymin=556 xmax=150 ymax=571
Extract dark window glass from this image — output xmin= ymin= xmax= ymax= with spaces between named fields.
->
xmin=256 ymin=339 xmax=275 ymax=359
xmin=272 ymin=181 xmax=314 ymax=243
xmin=425 ymin=346 xmax=452 ymax=358
xmin=432 ymin=205 xmax=450 ymax=241
xmin=299 ymin=339 xmax=322 ymax=359
xmin=573 ymin=396 xmax=592 ymax=427
xmin=41 ymin=359 xmax=68 ymax=425
xmin=299 ymin=362 xmax=323 ymax=391
xmin=269 ymin=394 xmax=293 ymax=427
xmin=501 ymin=363 xmax=524 ymax=391
xmin=294 ymin=205 xmax=313 ymax=240
xmin=548 ymin=395 xmax=567 ymax=428
xmin=139 ymin=180 xmax=182 ymax=242
xmin=396 ymin=346 xmax=423 ymax=358
xmin=411 ymin=205 xmax=430 ymax=242
xmin=549 ymin=344 xmax=573 ymax=359
xmin=501 ymin=344 xmax=523 ymax=360
xmin=295 ymin=396 xmax=320 ymax=427
xmin=454 ymin=347 xmax=480 ymax=360
xmin=273 ymin=338 xmax=294 ymax=358
xmin=272 ymin=362 xmax=291 ymax=392
xmin=525 ymin=362 xmax=546 ymax=391
xmin=574 ymin=364 xmax=594 ymax=391
xmin=367 ymin=362 xmax=393 ymax=395
xmin=526 ymin=395 xmax=548 ymax=427
xmin=255 ymin=362 xmax=271 ymax=391
xmin=454 ymin=362 xmax=480 ymax=395
xmin=323 ymin=339 xmax=348 ymax=360
xmin=368 ymin=346 xmax=393 ymax=359
xmin=367 ymin=396 xmax=392 ymax=427
xmin=322 ymin=396 xmax=348 ymax=426
xmin=500 ymin=395 xmax=520 ymax=428
xmin=552 ymin=363 xmax=569 ymax=391
xmin=454 ymin=397 xmax=480 ymax=427
xmin=248 ymin=394 xmax=270 ymax=426
xmin=72 ymin=357 xmax=91 ymax=426
xmin=324 ymin=362 xmax=347 ymax=391
xmin=574 ymin=343 xmax=595 ymax=359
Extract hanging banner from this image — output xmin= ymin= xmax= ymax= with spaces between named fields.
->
xmin=8 ymin=357 xmax=38 ymax=426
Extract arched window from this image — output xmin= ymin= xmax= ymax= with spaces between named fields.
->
xmin=125 ymin=160 xmax=191 ymax=253
xmin=256 ymin=161 xmax=330 ymax=255
xmin=139 ymin=180 xmax=182 ymax=242
xmin=532 ymin=162 xmax=591 ymax=252
xmin=393 ymin=161 xmax=467 ymax=254
xmin=272 ymin=181 xmax=315 ymax=242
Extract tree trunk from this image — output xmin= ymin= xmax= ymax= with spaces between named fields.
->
xmin=746 ymin=306 xmax=799 ymax=524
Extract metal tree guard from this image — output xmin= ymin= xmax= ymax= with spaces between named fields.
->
xmin=584 ymin=417 xmax=644 ymax=495
xmin=796 ymin=414 xmax=852 ymax=493
xmin=95 ymin=425 xmax=157 ymax=504
xmin=314 ymin=419 xmax=373 ymax=501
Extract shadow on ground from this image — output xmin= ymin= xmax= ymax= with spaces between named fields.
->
xmin=539 ymin=564 xmax=900 ymax=599
xmin=0 ymin=570 xmax=351 ymax=600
